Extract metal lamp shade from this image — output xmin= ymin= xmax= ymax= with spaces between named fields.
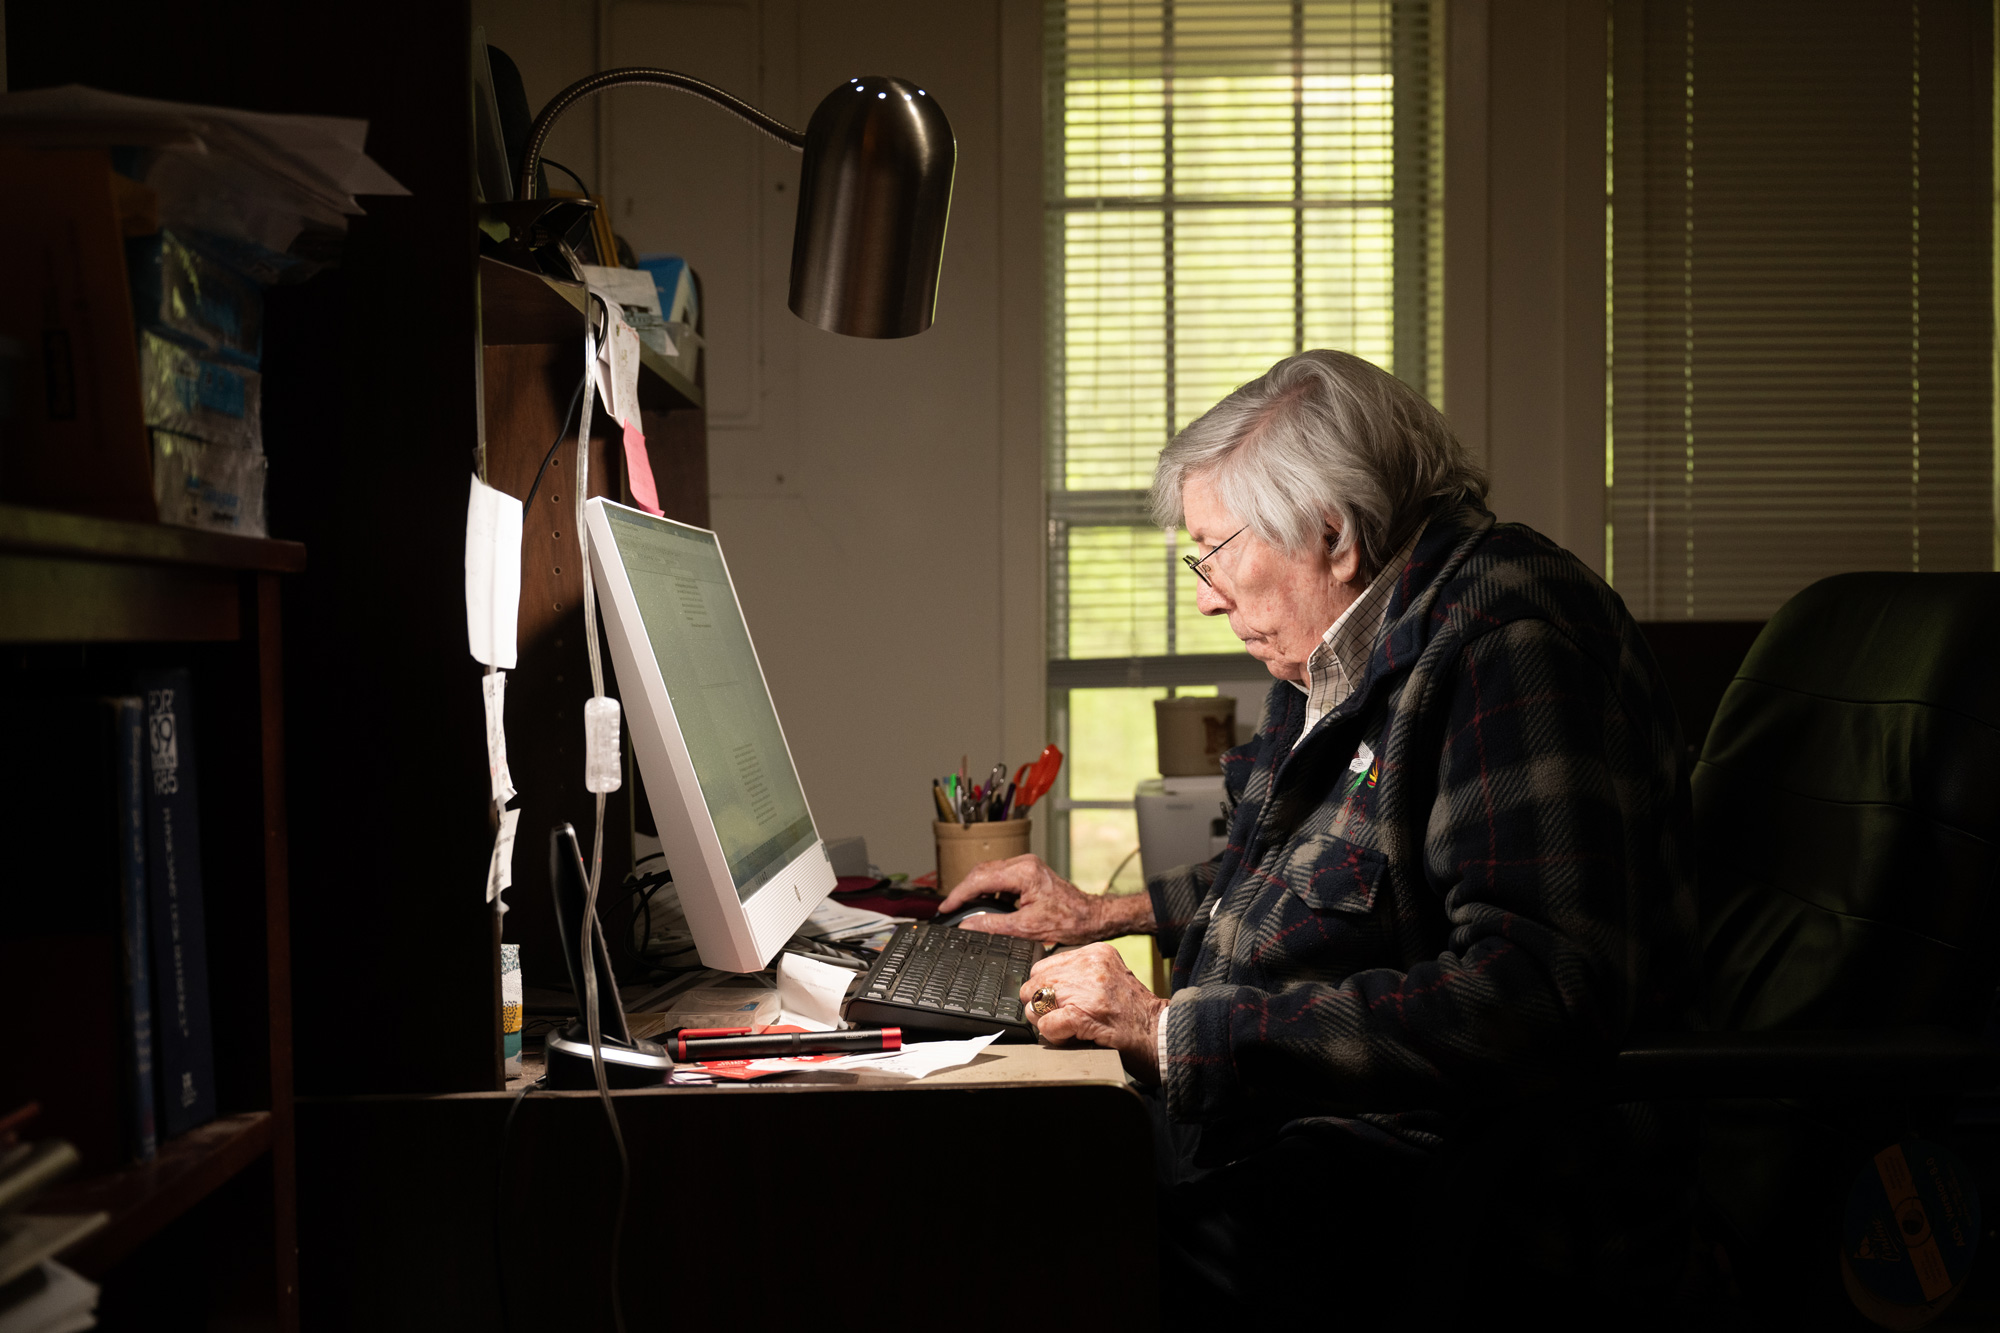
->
xmin=788 ymin=76 xmax=955 ymax=338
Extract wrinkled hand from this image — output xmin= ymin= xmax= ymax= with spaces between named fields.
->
xmin=934 ymin=854 xmax=1109 ymax=945
xmin=1022 ymin=943 xmax=1169 ymax=1083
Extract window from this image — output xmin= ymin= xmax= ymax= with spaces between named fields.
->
xmin=1044 ymin=0 xmax=1443 ymax=882
xmin=1607 ymin=0 xmax=1996 ymax=620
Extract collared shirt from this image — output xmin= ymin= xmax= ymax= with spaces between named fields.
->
xmin=1290 ymin=521 xmax=1426 ymax=749
xmin=1152 ymin=520 xmax=1426 ymax=1059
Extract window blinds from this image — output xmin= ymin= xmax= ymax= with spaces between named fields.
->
xmin=1046 ymin=0 xmax=1442 ymax=675
xmin=1608 ymin=0 xmax=1995 ymax=621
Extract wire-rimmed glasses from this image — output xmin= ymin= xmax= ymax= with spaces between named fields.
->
xmin=1181 ymin=525 xmax=1248 ymax=589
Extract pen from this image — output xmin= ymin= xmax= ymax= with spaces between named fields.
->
xmin=671 ymin=1027 xmax=903 ymax=1062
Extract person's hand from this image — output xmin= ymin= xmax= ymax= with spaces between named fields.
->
xmin=1022 ymin=943 xmax=1169 ymax=1083
xmin=934 ymin=854 xmax=1111 ymax=944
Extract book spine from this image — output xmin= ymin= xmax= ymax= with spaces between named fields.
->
xmin=109 ymin=697 xmax=157 ymax=1164
xmin=138 ymin=671 xmax=216 ymax=1139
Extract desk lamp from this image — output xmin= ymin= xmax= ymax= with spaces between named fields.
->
xmin=510 ymin=68 xmax=954 ymax=339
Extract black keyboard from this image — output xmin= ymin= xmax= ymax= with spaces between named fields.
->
xmin=842 ymin=923 xmax=1046 ymax=1041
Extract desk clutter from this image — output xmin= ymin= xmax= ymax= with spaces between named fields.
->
xmin=0 ymin=1103 xmax=107 ymax=1332
xmin=0 ymin=86 xmax=405 ymax=535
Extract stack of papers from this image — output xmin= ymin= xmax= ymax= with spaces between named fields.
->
xmin=0 ymin=1259 xmax=98 ymax=1333
xmin=0 ymin=86 xmax=407 ymax=257
xmin=802 ymin=899 xmax=910 ymax=953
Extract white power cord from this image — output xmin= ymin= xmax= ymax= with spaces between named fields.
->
xmin=574 ymin=300 xmax=630 ymax=1333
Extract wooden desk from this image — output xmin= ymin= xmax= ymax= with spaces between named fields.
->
xmin=297 ymin=1045 xmax=1157 ymax=1331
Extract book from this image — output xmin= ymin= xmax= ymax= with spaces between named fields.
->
xmin=107 ymin=698 xmax=157 ymax=1165
xmin=0 ymin=698 xmax=156 ymax=1169
xmin=135 ymin=672 xmax=216 ymax=1140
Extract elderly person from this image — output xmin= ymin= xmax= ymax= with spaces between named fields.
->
xmin=938 ymin=350 xmax=1696 ymax=1325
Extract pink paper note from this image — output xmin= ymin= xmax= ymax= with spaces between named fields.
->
xmin=622 ymin=418 xmax=662 ymax=516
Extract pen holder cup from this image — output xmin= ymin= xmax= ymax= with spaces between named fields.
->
xmin=934 ymin=819 xmax=1031 ymax=894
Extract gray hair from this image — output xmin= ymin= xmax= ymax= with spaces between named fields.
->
xmin=1150 ymin=350 xmax=1487 ymax=577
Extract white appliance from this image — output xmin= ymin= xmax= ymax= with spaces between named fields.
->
xmin=1135 ymin=774 xmax=1230 ymax=883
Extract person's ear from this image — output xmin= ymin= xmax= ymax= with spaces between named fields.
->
xmin=1325 ymin=524 xmax=1362 ymax=585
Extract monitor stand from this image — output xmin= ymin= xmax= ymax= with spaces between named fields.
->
xmin=545 ymin=823 xmax=672 ymax=1089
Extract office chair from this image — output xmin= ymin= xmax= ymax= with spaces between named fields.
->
xmin=1611 ymin=572 xmax=2000 ymax=1325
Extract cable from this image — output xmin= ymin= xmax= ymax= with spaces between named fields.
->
xmin=523 ymin=371 xmax=588 ymax=512
xmin=1104 ymin=845 xmax=1143 ymax=894
xmin=493 ymin=1079 xmax=539 ymax=1333
xmin=539 ymin=156 xmax=593 ymax=197
xmin=571 ymin=300 xmax=628 ymax=1333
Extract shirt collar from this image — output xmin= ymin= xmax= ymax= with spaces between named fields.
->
xmin=1292 ymin=519 xmax=1428 ymax=701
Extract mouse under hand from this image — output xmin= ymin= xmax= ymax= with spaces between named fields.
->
xmin=934 ymin=895 xmax=1017 ymax=929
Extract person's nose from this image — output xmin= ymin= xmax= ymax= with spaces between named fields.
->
xmin=1196 ymin=574 xmax=1230 ymax=615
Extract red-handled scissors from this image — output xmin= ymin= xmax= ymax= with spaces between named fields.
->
xmin=1012 ymin=744 xmax=1064 ymax=813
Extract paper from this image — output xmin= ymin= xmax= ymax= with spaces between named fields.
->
xmin=579 ymin=264 xmax=663 ymax=314
xmin=803 ymin=898 xmax=912 ymax=942
xmin=464 ymin=474 xmax=522 ymax=669
xmin=622 ymin=419 xmax=662 ymax=516
xmin=659 ymin=986 xmax=779 ymax=1031
xmin=774 ymin=951 xmax=853 ymax=1031
xmin=0 ymin=1259 xmax=99 ymax=1333
xmin=0 ymin=86 xmax=406 ymax=254
xmin=744 ymin=1032 xmax=1002 ymax=1080
xmin=486 ymin=808 xmax=521 ymax=902
xmin=0 ymin=86 xmax=408 ymax=205
xmin=481 ymin=672 xmax=515 ymax=804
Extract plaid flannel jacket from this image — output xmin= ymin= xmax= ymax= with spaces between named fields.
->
xmin=1149 ymin=501 xmax=1698 ymax=1157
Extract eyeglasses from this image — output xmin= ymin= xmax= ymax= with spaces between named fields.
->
xmin=1181 ymin=525 xmax=1248 ymax=589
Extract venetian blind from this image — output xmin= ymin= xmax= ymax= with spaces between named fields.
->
xmin=1047 ymin=0 xmax=1442 ymax=677
xmin=1609 ymin=0 xmax=1995 ymax=621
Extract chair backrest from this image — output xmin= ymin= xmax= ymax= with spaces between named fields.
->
xmin=1695 ymin=572 xmax=2000 ymax=1033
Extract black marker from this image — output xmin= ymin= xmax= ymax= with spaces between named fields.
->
xmin=672 ymin=1027 xmax=902 ymax=1062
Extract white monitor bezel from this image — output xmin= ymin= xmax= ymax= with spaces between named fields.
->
xmin=583 ymin=498 xmax=834 ymax=972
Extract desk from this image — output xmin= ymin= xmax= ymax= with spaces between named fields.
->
xmin=297 ymin=1044 xmax=1156 ymax=1331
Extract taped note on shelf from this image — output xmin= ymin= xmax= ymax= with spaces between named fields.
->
xmin=622 ymin=419 xmax=661 ymax=515
xmin=481 ymin=671 xmax=515 ymax=804
xmin=486 ymin=807 xmax=521 ymax=902
xmin=587 ymin=288 xmax=662 ymax=517
xmin=464 ymin=474 xmax=522 ymax=669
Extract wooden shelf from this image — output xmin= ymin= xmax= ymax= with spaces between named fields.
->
xmin=36 ymin=1111 xmax=273 ymax=1277
xmin=0 ymin=504 xmax=305 ymax=644
xmin=0 ymin=504 xmax=307 ymax=574
xmin=478 ymin=255 xmax=705 ymax=411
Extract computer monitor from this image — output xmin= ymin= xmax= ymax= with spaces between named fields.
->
xmin=583 ymin=498 xmax=835 ymax=971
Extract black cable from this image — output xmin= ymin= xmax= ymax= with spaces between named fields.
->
xmin=523 ymin=371 xmax=589 ymax=512
xmin=493 ymin=1079 xmax=539 ymax=1333
xmin=540 ymin=156 xmax=593 ymax=197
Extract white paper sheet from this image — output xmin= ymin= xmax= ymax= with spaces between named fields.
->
xmin=464 ymin=474 xmax=522 ymax=669
xmin=0 ymin=1259 xmax=99 ymax=1333
xmin=802 ymin=899 xmax=911 ymax=943
xmin=744 ymin=1032 xmax=1002 ymax=1079
xmin=486 ymin=808 xmax=521 ymax=903
xmin=579 ymin=265 xmax=663 ymax=315
xmin=481 ymin=672 xmax=516 ymax=804
xmin=774 ymin=951 xmax=853 ymax=1032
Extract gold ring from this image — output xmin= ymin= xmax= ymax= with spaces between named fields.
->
xmin=1030 ymin=985 xmax=1059 ymax=1016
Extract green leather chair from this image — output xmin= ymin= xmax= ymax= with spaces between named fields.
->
xmin=1612 ymin=572 xmax=2000 ymax=1323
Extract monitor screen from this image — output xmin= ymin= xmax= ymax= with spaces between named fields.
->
xmin=598 ymin=507 xmax=817 ymax=901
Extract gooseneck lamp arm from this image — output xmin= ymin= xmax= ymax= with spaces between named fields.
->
xmin=516 ymin=68 xmax=807 ymax=200
xmin=514 ymin=66 xmax=954 ymax=338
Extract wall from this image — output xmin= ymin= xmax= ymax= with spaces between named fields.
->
xmin=473 ymin=0 xmax=1046 ymax=875
xmin=1444 ymin=0 xmax=1608 ymax=574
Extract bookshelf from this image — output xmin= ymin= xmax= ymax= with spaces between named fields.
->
xmin=0 ymin=505 xmax=304 ymax=1328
